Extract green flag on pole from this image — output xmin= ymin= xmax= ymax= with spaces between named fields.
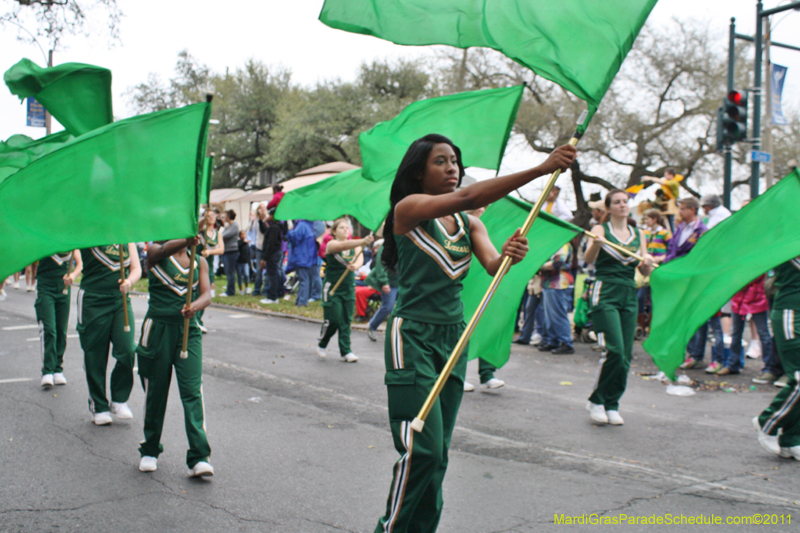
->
xmin=644 ymin=170 xmax=800 ymax=381
xmin=0 ymin=131 xmax=72 ymax=183
xmin=200 ymin=155 xmax=214 ymax=205
xmin=0 ymin=103 xmax=211 ymax=283
xmin=360 ymin=85 xmax=523 ymax=181
xmin=4 ymin=58 xmax=113 ymax=136
xmin=276 ymin=168 xmax=392 ymax=231
xmin=320 ymin=0 xmax=658 ymax=131
xmin=461 ymin=196 xmax=581 ymax=368
xmin=277 ymin=86 xmax=523 ymax=227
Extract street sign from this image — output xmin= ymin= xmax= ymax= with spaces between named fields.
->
xmin=749 ymin=150 xmax=771 ymax=163
xmin=26 ymin=97 xmax=46 ymax=128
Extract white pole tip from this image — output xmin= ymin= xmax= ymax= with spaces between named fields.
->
xmin=410 ymin=418 xmax=425 ymax=433
xmin=124 ymin=326 xmax=131 ymax=332
xmin=179 ymin=351 xmax=188 ymax=359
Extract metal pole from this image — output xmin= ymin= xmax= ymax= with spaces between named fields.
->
xmin=764 ymin=16 xmax=774 ymax=189
xmin=751 ymin=1 xmax=764 ymax=199
xmin=724 ymin=17 xmax=735 ymax=209
xmin=45 ymin=49 xmax=53 ymax=135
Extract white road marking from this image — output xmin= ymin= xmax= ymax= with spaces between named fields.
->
xmin=0 ymin=378 xmax=34 ymax=384
xmin=2 ymin=325 xmax=38 ymax=331
xmin=26 ymin=334 xmax=79 ymax=342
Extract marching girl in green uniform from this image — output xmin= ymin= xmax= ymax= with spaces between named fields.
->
xmin=316 ymin=218 xmax=373 ymax=362
xmin=196 ymin=209 xmax=224 ymax=333
xmin=584 ymin=190 xmax=654 ymax=426
xmin=37 ymin=251 xmax=82 ymax=388
xmin=136 ymin=236 xmax=214 ymax=476
xmin=77 ymin=244 xmax=141 ymax=425
xmin=753 ymin=256 xmax=800 ymax=461
xmin=375 ymin=134 xmax=575 ymax=533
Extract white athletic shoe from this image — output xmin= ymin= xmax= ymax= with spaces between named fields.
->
xmin=139 ymin=456 xmax=158 ymax=472
xmin=746 ymin=339 xmax=762 ymax=359
xmin=92 ymin=412 xmax=113 ymax=426
xmin=189 ymin=461 xmax=215 ymax=477
xmin=463 ymin=381 xmax=475 ymax=392
xmin=586 ymin=402 xmax=608 ymax=424
xmin=40 ymin=374 xmax=54 ymax=388
xmin=779 ymin=446 xmax=800 ymax=461
xmin=368 ymin=329 xmax=378 ymax=342
xmin=606 ymin=410 xmax=624 ymax=425
xmin=219 ymin=293 xmax=229 ymax=298
xmin=53 ymin=373 xmax=67 ymax=385
xmin=259 ymin=298 xmax=278 ymax=305
xmin=340 ymin=352 xmax=358 ymax=363
xmin=752 ymin=416 xmax=780 ymax=455
xmin=316 ymin=346 xmax=327 ymax=358
xmin=14 ymin=281 xmax=19 ymax=289
xmin=482 ymin=378 xmax=505 ymax=389
xmin=0 ymin=288 xmax=6 ymax=301
xmin=530 ymin=332 xmax=543 ymax=345
xmin=110 ymin=402 xmax=133 ymax=420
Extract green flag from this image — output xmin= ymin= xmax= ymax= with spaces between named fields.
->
xmin=644 ymin=171 xmax=800 ymax=380
xmin=360 ymin=85 xmax=523 ymax=181
xmin=0 ymin=103 xmax=211 ymax=282
xmin=0 ymin=131 xmax=72 ymax=183
xmin=276 ymin=168 xmax=391 ymax=231
xmin=461 ymin=196 xmax=581 ymax=368
xmin=320 ymin=0 xmax=657 ymax=130
xmin=4 ymin=58 xmax=113 ymax=136
xmin=278 ymin=86 xmax=523 ymax=228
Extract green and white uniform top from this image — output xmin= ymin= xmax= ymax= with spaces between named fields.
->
xmin=594 ymin=222 xmax=640 ymax=288
xmin=80 ymin=245 xmax=131 ymax=294
xmin=36 ymin=252 xmax=72 ymax=293
xmin=392 ymin=212 xmax=472 ymax=325
xmin=324 ymin=246 xmax=358 ymax=304
xmin=148 ymin=254 xmax=200 ymax=323
xmin=197 ymin=227 xmax=219 ymax=255
xmin=773 ymin=256 xmax=800 ymax=311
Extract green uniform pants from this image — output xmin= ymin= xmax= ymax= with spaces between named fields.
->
xmin=137 ymin=314 xmax=210 ymax=469
xmin=35 ymin=287 xmax=70 ymax=375
xmin=758 ymin=309 xmax=800 ymax=448
xmin=319 ymin=297 xmax=354 ymax=356
xmin=375 ymin=316 xmax=467 ymax=533
xmin=77 ymin=290 xmax=135 ymax=414
xmin=588 ymin=282 xmax=637 ymax=411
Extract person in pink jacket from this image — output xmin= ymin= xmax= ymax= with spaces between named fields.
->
xmin=718 ymin=275 xmax=771 ymax=375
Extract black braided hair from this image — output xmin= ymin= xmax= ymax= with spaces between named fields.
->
xmin=381 ymin=134 xmax=465 ymax=270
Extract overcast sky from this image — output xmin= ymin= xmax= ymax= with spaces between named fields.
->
xmin=2 ymin=0 xmax=799 ymax=204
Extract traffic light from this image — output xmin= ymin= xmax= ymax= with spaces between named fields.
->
xmin=721 ymin=90 xmax=748 ymax=143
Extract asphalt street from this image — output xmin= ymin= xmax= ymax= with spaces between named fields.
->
xmin=0 ymin=287 xmax=798 ymax=532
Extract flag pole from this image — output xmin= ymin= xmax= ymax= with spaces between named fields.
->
xmin=118 ymin=244 xmax=130 ymax=332
xmin=582 ymin=230 xmax=653 ymax=265
xmin=180 ymin=242 xmax=198 ymax=359
xmin=410 ymin=133 xmax=581 ymax=433
xmin=62 ymin=251 xmax=74 ymax=295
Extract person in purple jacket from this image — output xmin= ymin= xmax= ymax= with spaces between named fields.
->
xmin=664 ymin=198 xmax=717 ymax=370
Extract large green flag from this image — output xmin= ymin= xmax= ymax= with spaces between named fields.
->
xmin=275 ymin=168 xmax=392 ymax=231
xmin=461 ymin=196 xmax=581 ymax=368
xmin=4 ymin=58 xmax=113 ymax=136
xmin=0 ymin=103 xmax=211 ymax=282
xmin=0 ymin=131 xmax=72 ymax=183
xmin=200 ymin=155 xmax=214 ymax=205
xmin=360 ymin=85 xmax=523 ymax=181
xmin=277 ymin=86 xmax=523 ymax=227
xmin=644 ymin=171 xmax=800 ymax=380
xmin=320 ymin=0 xmax=658 ymax=130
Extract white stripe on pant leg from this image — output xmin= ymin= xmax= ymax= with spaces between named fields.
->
xmin=385 ymin=421 xmax=413 ymax=532
xmin=77 ymin=289 xmax=83 ymax=325
xmin=764 ymin=371 xmax=800 ymax=434
xmin=392 ymin=317 xmax=404 ymax=370
xmin=790 ymin=310 xmax=796 ymax=340
xmin=38 ymin=320 xmax=45 ymax=369
xmin=592 ymin=281 xmax=603 ymax=307
xmin=323 ymin=282 xmax=330 ymax=303
xmin=200 ymin=383 xmax=207 ymax=433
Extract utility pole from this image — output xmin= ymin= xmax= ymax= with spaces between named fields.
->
xmin=45 ymin=49 xmax=53 ymax=135
xmin=764 ymin=15 xmax=774 ymax=189
xmin=751 ymin=1 xmax=764 ymax=199
xmin=722 ymin=18 xmax=735 ymax=209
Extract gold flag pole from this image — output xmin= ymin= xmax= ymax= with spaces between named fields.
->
xmin=329 ymin=248 xmax=364 ymax=296
xmin=410 ymin=134 xmax=580 ymax=433
xmin=119 ymin=245 xmax=130 ymax=332
xmin=180 ymin=242 xmax=198 ymax=359
xmin=583 ymin=230 xmax=654 ymax=265
xmin=62 ymin=251 xmax=74 ymax=295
